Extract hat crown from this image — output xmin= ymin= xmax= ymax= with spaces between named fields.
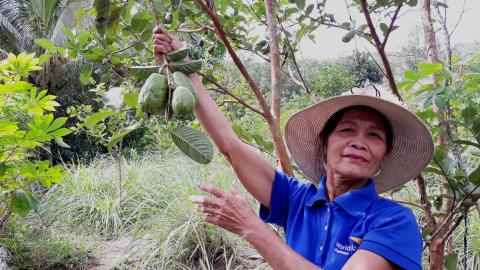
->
xmin=341 ymin=85 xmax=403 ymax=106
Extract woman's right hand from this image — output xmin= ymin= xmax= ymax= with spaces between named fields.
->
xmin=152 ymin=26 xmax=183 ymax=59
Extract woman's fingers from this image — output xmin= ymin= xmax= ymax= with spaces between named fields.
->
xmin=197 ymin=182 xmax=225 ymax=198
xmin=189 ymin=195 xmax=221 ymax=207
xmin=153 ymin=39 xmax=173 ymax=52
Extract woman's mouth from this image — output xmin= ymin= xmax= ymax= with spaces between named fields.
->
xmin=343 ymin=154 xmax=367 ymax=164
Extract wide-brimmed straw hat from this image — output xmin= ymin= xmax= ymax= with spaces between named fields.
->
xmin=285 ymin=86 xmax=434 ymax=193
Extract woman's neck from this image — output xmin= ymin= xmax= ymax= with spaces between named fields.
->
xmin=325 ymin=170 xmax=369 ymax=202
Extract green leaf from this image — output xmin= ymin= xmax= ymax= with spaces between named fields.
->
xmin=50 ymin=128 xmax=71 ymax=137
xmin=85 ymin=109 xmax=116 ymax=129
xmin=379 ymin=23 xmax=388 ymax=35
xmin=35 ymin=38 xmax=56 ymax=51
xmin=440 ymin=157 xmax=457 ymax=175
xmin=404 ymin=70 xmax=418 ymax=81
xmin=461 ymin=107 xmax=477 ymax=124
xmin=469 ymin=166 xmax=480 ymax=185
xmin=38 ymin=54 xmax=52 ymax=64
xmin=305 ymin=4 xmax=314 ymax=16
xmin=444 ymin=253 xmax=457 ymax=270
xmin=107 ymin=120 xmax=143 ymax=151
xmin=54 ymin=136 xmax=70 ymax=148
xmin=407 ymin=0 xmax=418 ymax=7
xmin=124 ymin=91 xmax=139 ymax=108
xmin=129 ymin=65 xmax=160 ymax=81
xmin=170 ymin=126 xmax=214 ymax=164
xmin=46 ymin=117 xmax=68 ymax=133
xmin=417 ymin=63 xmax=443 ymax=76
xmin=295 ymin=0 xmax=306 ymax=10
xmin=170 ymin=60 xmax=203 ymax=74
xmin=433 ymin=95 xmax=445 ymax=111
xmin=131 ymin=11 xmax=152 ymax=33
xmin=11 ymin=190 xmax=32 ymax=217
xmin=342 ymin=31 xmax=356 ymax=43
xmin=79 ymin=65 xmax=93 ymax=85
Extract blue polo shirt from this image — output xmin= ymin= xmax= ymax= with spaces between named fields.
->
xmin=259 ymin=170 xmax=422 ymax=270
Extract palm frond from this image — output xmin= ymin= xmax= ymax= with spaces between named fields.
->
xmin=50 ymin=0 xmax=94 ymax=46
xmin=0 ymin=11 xmax=23 ymax=52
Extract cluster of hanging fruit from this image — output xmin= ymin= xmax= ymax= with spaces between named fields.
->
xmin=137 ymin=47 xmax=202 ymax=119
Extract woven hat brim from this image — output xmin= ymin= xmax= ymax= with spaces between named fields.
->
xmin=285 ymin=95 xmax=434 ymax=193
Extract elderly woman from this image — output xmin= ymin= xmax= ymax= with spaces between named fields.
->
xmin=152 ymin=27 xmax=433 ymax=270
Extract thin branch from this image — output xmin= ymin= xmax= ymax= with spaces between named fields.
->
xmin=449 ymin=0 xmax=466 ymax=37
xmin=307 ymin=16 xmax=375 ymax=46
xmin=381 ymin=3 xmax=402 ymax=49
xmin=359 ymin=0 xmax=403 ymax=101
xmin=417 ymin=174 xmax=437 ymax=229
xmin=217 ymin=99 xmax=239 ymax=107
xmin=177 ymin=25 xmax=214 ymax=33
xmin=199 ymin=71 xmax=264 ymax=116
xmin=194 ymin=0 xmax=272 ymax=122
xmin=394 ymin=199 xmax=423 ymax=209
xmin=277 ymin=15 xmax=312 ymax=96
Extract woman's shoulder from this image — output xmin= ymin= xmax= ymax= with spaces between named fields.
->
xmin=368 ymin=197 xmax=418 ymax=222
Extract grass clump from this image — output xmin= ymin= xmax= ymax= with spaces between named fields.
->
xmin=0 ymin=215 xmax=95 ymax=270
xmin=39 ymin=152 xmax=266 ymax=269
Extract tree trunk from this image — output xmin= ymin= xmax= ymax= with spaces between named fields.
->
xmin=421 ymin=1 xmax=450 ymax=269
xmin=264 ymin=0 xmax=292 ymax=174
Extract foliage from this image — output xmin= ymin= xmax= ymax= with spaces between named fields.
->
xmin=310 ymin=61 xmax=358 ymax=98
xmin=40 ymin=153 xmax=265 ymax=269
xmin=0 ymin=215 xmax=95 ymax=270
xmin=0 ymin=53 xmax=70 ymax=217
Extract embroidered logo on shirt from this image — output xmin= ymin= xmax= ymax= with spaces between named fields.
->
xmin=334 ymin=241 xmax=358 ymax=256
xmin=349 ymin=236 xmax=363 ymax=245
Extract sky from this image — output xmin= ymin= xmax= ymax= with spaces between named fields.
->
xmin=298 ymin=0 xmax=480 ymax=60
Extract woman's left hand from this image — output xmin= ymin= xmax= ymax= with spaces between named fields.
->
xmin=189 ymin=182 xmax=263 ymax=238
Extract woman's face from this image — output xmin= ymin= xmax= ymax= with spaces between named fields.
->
xmin=325 ymin=107 xmax=388 ymax=181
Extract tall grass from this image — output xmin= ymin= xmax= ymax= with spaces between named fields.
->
xmin=40 ymin=152 xmax=265 ymax=269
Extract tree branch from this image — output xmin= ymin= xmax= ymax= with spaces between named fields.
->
xmin=199 ymin=72 xmax=264 ymax=116
xmin=359 ymin=0 xmax=403 ymax=101
xmin=193 ymin=0 xmax=272 ymax=122
xmin=417 ymin=174 xmax=437 ymax=229
xmin=381 ymin=3 xmax=403 ymax=49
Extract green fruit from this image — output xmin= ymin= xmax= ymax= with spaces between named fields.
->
xmin=166 ymin=47 xmax=190 ymax=62
xmin=172 ymin=86 xmax=196 ymax=116
xmin=138 ymin=73 xmax=168 ymax=115
xmin=170 ymin=60 xmax=202 ymax=74
xmin=172 ymin=71 xmax=197 ymax=101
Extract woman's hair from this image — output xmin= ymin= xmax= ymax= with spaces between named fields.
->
xmin=321 ymin=105 xmax=393 ymax=153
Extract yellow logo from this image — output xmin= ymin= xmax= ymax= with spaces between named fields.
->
xmin=349 ymin=236 xmax=363 ymax=245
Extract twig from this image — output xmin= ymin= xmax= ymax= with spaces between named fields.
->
xmin=199 ymin=72 xmax=263 ymax=116
xmin=381 ymin=3 xmax=402 ymax=49
xmin=177 ymin=26 xmax=214 ymax=33
xmin=417 ymin=174 xmax=437 ymax=229
xmin=394 ymin=199 xmax=423 ymax=209
xmin=193 ymin=0 xmax=271 ymax=121
xmin=359 ymin=0 xmax=403 ymax=101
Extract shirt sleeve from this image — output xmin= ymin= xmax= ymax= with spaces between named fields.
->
xmin=258 ymin=170 xmax=306 ymax=229
xmin=359 ymin=207 xmax=423 ymax=270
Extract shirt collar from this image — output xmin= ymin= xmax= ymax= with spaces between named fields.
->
xmin=306 ymin=176 xmax=378 ymax=217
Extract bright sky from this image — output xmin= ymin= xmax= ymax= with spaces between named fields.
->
xmin=298 ymin=0 xmax=480 ymax=60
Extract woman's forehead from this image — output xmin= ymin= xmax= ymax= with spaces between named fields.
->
xmin=338 ymin=108 xmax=387 ymax=130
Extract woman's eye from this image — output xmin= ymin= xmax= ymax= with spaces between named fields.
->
xmin=369 ymin=132 xmax=382 ymax=139
xmin=341 ymin=128 xmax=353 ymax=133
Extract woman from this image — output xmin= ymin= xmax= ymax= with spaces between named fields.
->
xmin=152 ymin=27 xmax=433 ymax=270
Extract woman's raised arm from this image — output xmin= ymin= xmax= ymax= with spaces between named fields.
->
xmin=153 ymin=26 xmax=275 ymax=207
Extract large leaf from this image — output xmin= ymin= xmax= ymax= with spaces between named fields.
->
xmin=107 ymin=120 xmax=143 ymax=151
xmin=102 ymin=87 xmax=124 ymax=110
xmin=85 ymin=109 xmax=116 ymax=129
xmin=469 ymin=165 xmax=480 ymax=186
xmin=170 ymin=126 xmax=214 ymax=164
xmin=295 ymin=0 xmax=306 ymax=10
xmin=461 ymin=107 xmax=477 ymax=124
xmin=11 ymin=190 xmax=36 ymax=217
xmin=444 ymin=253 xmax=457 ymax=270
xmin=129 ymin=65 xmax=160 ymax=81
